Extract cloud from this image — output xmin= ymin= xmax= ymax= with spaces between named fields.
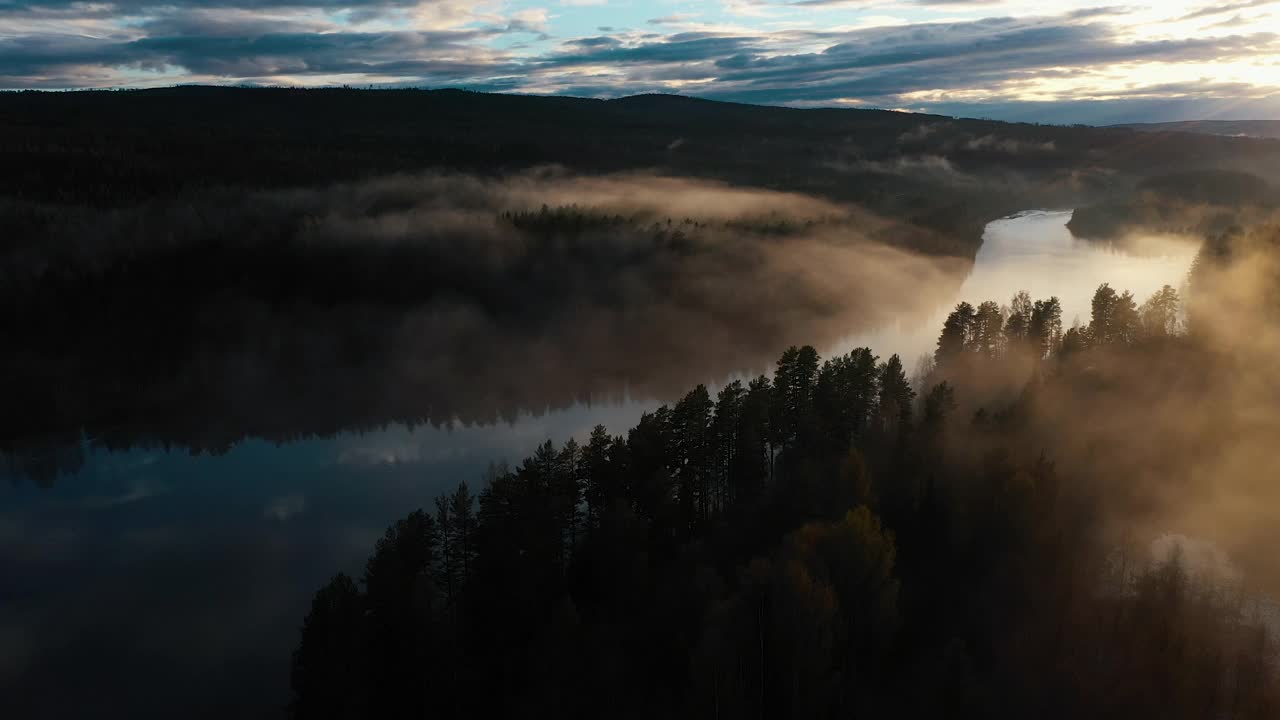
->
xmin=0 ymin=0 xmax=422 ymax=11
xmin=788 ymin=0 xmax=1004 ymax=6
xmin=1179 ymin=0 xmax=1277 ymax=22
xmin=0 ymin=28 xmax=515 ymax=85
xmin=81 ymin=479 xmax=167 ymax=509
xmin=264 ymin=494 xmax=306 ymax=521
xmin=0 ymin=3 xmax=1279 ymax=122
xmin=541 ymin=31 xmax=762 ymax=67
xmin=647 ymin=13 xmax=698 ymax=26
xmin=338 ymin=445 xmax=428 ymax=467
xmin=695 ymin=20 xmax=1278 ymax=105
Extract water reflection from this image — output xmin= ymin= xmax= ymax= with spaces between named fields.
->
xmin=0 ymin=210 xmax=1201 ymax=718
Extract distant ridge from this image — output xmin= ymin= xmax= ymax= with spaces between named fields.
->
xmin=1112 ymin=120 xmax=1280 ymax=140
xmin=5 ymin=84 xmax=1280 ymax=249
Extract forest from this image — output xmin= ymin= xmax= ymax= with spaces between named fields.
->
xmin=6 ymin=87 xmax=1280 ymax=253
xmin=290 ymin=219 xmax=1280 ymax=719
xmin=1068 ymin=170 xmax=1279 ymax=241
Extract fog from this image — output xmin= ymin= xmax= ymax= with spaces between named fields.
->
xmin=8 ymin=87 xmax=1280 ymax=720
xmin=7 ymin=167 xmax=1280 ymax=719
xmin=1 ymin=170 xmax=968 ymax=455
xmin=927 ymin=217 xmax=1280 ymax=598
xmin=9 ymin=173 xmax=1276 ymax=600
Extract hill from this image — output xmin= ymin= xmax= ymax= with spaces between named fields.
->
xmin=1113 ymin=120 xmax=1280 ymax=140
xmin=4 ymin=86 xmax=1280 ymax=255
xmin=1068 ymin=169 xmax=1278 ymax=240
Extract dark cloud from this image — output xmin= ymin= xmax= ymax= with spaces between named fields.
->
xmin=0 ymin=28 xmax=511 ymax=85
xmin=541 ymin=32 xmax=762 ymax=67
xmin=131 ymin=30 xmax=496 ymax=77
xmin=136 ymin=10 xmax=330 ymax=37
xmin=527 ymin=15 xmax=1277 ymax=113
xmin=689 ymin=19 xmax=1277 ymax=105
xmin=0 ymin=0 xmax=420 ymax=11
xmin=564 ymin=35 xmax=623 ymax=49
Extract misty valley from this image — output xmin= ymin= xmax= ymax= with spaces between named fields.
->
xmin=2 ymin=208 xmax=1197 ymax=482
xmin=2 ymin=88 xmax=1280 ymax=719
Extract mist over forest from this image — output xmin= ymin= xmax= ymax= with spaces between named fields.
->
xmin=1 ymin=170 xmax=967 ymax=469
xmin=4 ymin=88 xmax=1280 ymax=719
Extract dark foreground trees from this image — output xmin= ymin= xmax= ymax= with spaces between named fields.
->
xmin=291 ymin=274 xmax=1279 ymax=719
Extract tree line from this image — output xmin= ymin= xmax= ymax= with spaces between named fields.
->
xmin=290 ymin=279 xmax=1278 ymax=719
xmin=931 ymin=282 xmax=1184 ymax=371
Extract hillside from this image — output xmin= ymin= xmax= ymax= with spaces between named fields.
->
xmin=1113 ymin=120 xmax=1280 ymax=140
xmin=1068 ymin=169 xmax=1279 ymax=240
xmin=5 ymin=87 xmax=1280 ymax=257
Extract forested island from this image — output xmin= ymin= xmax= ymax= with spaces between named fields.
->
xmin=291 ymin=221 xmax=1280 ymax=719
xmin=1068 ymin=170 xmax=1279 ymax=241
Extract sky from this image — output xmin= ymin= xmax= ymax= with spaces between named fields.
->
xmin=2 ymin=0 xmax=1280 ymax=123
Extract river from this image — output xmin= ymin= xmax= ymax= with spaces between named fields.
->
xmin=0 ymin=210 xmax=1200 ymax=717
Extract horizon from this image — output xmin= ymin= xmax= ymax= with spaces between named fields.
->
xmin=6 ymin=83 xmax=1280 ymax=128
xmin=3 ymin=1 xmax=1280 ymax=124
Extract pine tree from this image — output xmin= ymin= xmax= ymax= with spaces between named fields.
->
xmin=582 ymin=425 xmax=615 ymax=531
xmin=555 ymin=438 xmax=584 ymax=565
xmin=770 ymin=346 xmax=820 ymax=452
xmin=361 ymin=510 xmax=439 ymax=716
xmin=434 ymin=494 xmax=454 ymax=609
xmin=1005 ymin=290 xmax=1034 ymax=346
xmin=448 ymin=481 xmax=475 ymax=596
xmin=290 ymin=573 xmax=367 ymax=720
xmin=711 ymin=381 xmax=746 ymax=514
xmin=936 ymin=302 xmax=977 ymax=366
xmin=1030 ymin=296 xmax=1063 ymax=358
xmin=672 ymin=384 xmax=713 ymax=533
xmin=877 ymin=354 xmax=916 ymax=438
xmin=1140 ymin=285 xmax=1181 ymax=338
xmin=973 ymin=301 xmax=1005 ymax=359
